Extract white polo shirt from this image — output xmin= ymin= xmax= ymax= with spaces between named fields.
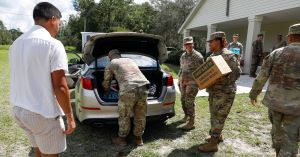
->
xmin=9 ymin=25 xmax=68 ymax=118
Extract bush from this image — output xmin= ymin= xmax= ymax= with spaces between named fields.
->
xmin=165 ymin=49 xmax=184 ymax=65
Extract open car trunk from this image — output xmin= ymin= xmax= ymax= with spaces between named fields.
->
xmin=82 ymin=32 xmax=168 ymax=104
xmin=93 ymin=70 xmax=163 ymax=103
xmin=82 ymin=32 xmax=168 ymax=65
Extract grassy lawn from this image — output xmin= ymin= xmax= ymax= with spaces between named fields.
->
xmin=161 ymin=63 xmax=180 ymax=79
xmin=0 ymin=45 xmax=31 ymax=156
xmin=0 ymin=46 xmax=278 ymax=156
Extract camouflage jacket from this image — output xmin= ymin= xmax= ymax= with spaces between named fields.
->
xmin=102 ymin=58 xmax=149 ymax=96
xmin=252 ymin=40 xmax=263 ymax=56
xmin=206 ymin=49 xmax=241 ymax=93
xmin=228 ymin=42 xmax=244 ymax=58
xmin=178 ymin=49 xmax=204 ymax=85
xmin=249 ymin=42 xmax=300 ymax=116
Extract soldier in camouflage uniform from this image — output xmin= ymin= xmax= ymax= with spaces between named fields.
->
xmin=178 ymin=36 xmax=204 ymax=130
xmin=249 ymin=23 xmax=300 ymax=157
xmin=102 ymin=49 xmax=149 ymax=146
xmin=250 ymin=33 xmax=264 ymax=77
xmin=198 ymin=32 xmax=241 ymax=152
xmin=228 ymin=34 xmax=244 ymax=61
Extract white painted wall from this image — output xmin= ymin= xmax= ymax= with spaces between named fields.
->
xmin=261 ymin=20 xmax=299 ymax=52
xmin=186 ymin=0 xmax=300 ymax=29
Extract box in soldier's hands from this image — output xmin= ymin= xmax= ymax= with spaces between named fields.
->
xmin=193 ymin=55 xmax=232 ymax=90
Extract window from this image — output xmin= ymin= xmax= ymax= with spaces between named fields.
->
xmin=90 ymin=53 xmax=157 ymax=68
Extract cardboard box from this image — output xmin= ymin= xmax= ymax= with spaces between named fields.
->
xmin=193 ymin=55 xmax=232 ymax=89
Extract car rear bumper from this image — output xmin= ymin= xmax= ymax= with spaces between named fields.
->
xmin=81 ymin=112 xmax=175 ymax=125
xmin=75 ymin=86 xmax=176 ymax=123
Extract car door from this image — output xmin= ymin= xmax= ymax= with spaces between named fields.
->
xmin=66 ymin=50 xmax=85 ymax=89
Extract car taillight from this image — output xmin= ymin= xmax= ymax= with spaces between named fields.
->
xmin=81 ymin=77 xmax=93 ymax=90
xmin=167 ymin=75 xmax=174 ymax=86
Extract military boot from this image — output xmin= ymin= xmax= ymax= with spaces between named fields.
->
xmin=205 ymin=135 xmax=224 ymax=143
xmin=179 ymin=115 xmax=189 ymax=123
xmin=198 ymin=137 xmax=219 ymax=152
xmin=135 ymin=136 xmax=144 ymax=146
xmin=181 ymin=116 xmax=195 ymax=131
xmin=112 ymin=136 xmax=127 ymax=146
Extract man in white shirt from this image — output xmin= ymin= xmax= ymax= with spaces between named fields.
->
xmin=9 ymin=2 xmax=75 ymax=157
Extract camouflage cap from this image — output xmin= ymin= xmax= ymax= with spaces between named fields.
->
xmin=183 ymin=36 xmax=194 ymax=44
xmin=288 ymin=23 xmax=300 ymax=35
xmin=207 ymin=31 xmax=226 ymax=42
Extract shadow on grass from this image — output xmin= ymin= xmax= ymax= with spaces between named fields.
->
xmin=61 ymin=116 xmax=186 ymax=157
xmin=167 ymin=145 xmax=215 ymax=157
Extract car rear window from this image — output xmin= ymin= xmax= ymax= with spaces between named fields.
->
xmin=90 ymin=54 xmax=157 ymax=68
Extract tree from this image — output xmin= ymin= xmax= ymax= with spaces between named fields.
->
xmin=0 ymin=20 xmax=6 ymax=30
xmin=65 ymin=0 xmax=197 ymax=51
xmin=149 ymin=0 xmax=197 ymax=48
xmin=9 ymin=28 xmax=22 ymax=41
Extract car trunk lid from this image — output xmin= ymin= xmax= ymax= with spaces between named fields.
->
xmin=82 ymin=32 xmax=168 ymax=65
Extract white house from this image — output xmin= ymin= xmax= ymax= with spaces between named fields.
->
xmin=178 ymin=0 xmax=300 ymax=73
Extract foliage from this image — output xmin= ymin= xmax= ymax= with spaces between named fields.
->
xmin=0 ymin=20 xmax=22 ymax=45
xmin=62 ymin=0 xmax=197 ymax=51
xmin=150 ymin=0 xmax=197 ymax=47
xmin=161 ymin=63 xmax=180 ymax=79
xmin=166 ymin=49 xmax=184 ymax=65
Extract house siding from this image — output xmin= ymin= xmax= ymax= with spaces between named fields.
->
xmin=186 ymin=0 xmax=300 ymax=29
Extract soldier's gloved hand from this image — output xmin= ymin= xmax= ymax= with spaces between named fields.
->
xmin=217 ymin=76 xmax=225 ymax=81
xmin=250 ymin=99 xmax=257 ymax=106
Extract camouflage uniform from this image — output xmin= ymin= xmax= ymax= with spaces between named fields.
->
xmin=249 ymin=24 xmax=300 ymax=156
xmin=250 ymin=39 xmax=263 ymax=75
xmin=178 ymin=49 xmax=204 ymax=117
xmin=206 ymin=49 xmax=241 ymax=137
xmin=103 ymin=57 xmax=149 ymax=137
xmin=228 ymin=41 xmax=244 ymax=60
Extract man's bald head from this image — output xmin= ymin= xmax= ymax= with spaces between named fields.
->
xmin=108 ymin=49 xmax=121 ymax=60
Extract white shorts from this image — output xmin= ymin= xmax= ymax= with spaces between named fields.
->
xmin=12 ymin=106 xmax=66 ymax=154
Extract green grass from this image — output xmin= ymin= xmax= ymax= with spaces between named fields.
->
xmin=0 ymin=46 xmax=31 ymax=156
xmin=65 ymin=46 xmax=77 ymax=52
xmin=0 ymin=46 xmax=278 ymax=156
xmin=161 ymin=63 xmax=180 ymax=79
xmin=0 ymin=45 xmax=10 ymax=50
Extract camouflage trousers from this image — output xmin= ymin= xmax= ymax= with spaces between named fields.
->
xmin=180 ymin=84 xmax=198 ymax=117
xmin=118 ymin=85 xmax=148 ymax=138
xmin=250 ymin=55 xmax=261 ymax=75
xmin=268 ymin=109 xmax=300 ymax=157
xmin=208 ymin=91 xmax=236 ymax=137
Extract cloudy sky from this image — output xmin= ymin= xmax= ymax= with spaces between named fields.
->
xmin=0 ymin=0 xmax=149 ymax=32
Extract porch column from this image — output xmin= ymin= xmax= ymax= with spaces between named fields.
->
xmin=206 ymin=24 xmax=217 ymax=53
xmin=182 ymin=29 xmax=191 ymax=49
xmin=244 ymin=15 xmax=263 ymax=74
xmin=183 ymin=29 xmax=191 ymax=38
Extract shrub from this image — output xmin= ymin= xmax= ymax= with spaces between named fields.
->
xmin=166 ymin=49 xmax=184 ymax=65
